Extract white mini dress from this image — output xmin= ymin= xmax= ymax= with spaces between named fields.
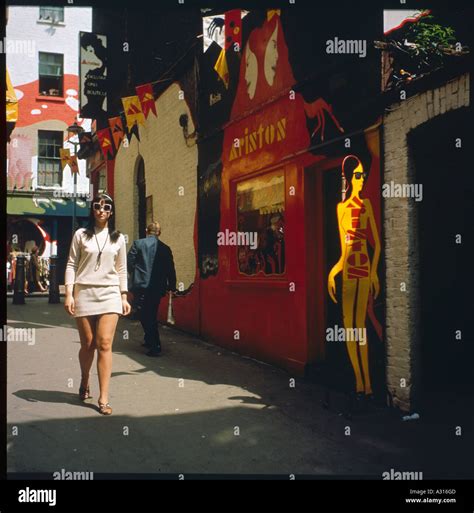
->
xmin=65 ymin=227 xmax=128 ymax=318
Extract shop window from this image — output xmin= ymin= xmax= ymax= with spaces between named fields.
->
xmin=236 ymin=170 xmax=285 ymax=276
xmin=38 ymin=130 xmax=62 ymax=186
xmin=39 ymin=6 xmax=64 ymax=22
xmin=39 ymin=52 xmax=63 ymax=96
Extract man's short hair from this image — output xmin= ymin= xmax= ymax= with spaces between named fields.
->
xmin=146 ymin=222 xmax=161 ymax=235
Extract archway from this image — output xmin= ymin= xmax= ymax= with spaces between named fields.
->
xmin=135 ymin=156 xmax=146 ymax=239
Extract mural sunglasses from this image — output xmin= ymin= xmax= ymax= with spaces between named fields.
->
xmin=93 ymin=202 xmax=112 ymax=212
xmin=354 ymin=172 xmax=367 ymax=180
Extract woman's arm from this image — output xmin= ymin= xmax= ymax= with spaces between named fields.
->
xmin=117 ymin=235 xmax=128 ymax=294
xmin=65 ymin=231 xmax=81 ymax=289
xmin=64 ymin=230 xmax=81 ymax=315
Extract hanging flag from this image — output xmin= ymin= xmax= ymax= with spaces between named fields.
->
xmin=214 ymin=47 xmax=229 ymax=89
xmin=108 ymin=116 xmax=125 ymax=150
xmin=267 ymin=9 xmax=281 ymax=21
xmin=121 ymin=95 xmax=145 ymax=130
xmin=225 ymin=9 xmax=241 ymax=50
xmin=120 ymin=111 xmax=140 ymax=143
xmin=136 ymin=83 xmax=157 ymax=119
xmin=60 ymin=148 xmax=79 ymax=174
xmin=97 ymin=128 xmax=115 ymax=159
xmin=6 ymin=69 xmax=18 ymax=123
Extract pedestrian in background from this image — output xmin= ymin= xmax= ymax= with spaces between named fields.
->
xmin=29 ymin=246 xmax=47 ymax=292
xmin=127 ymin=221 xmax=176 ymax=356
xmin=64 ymin=193 xmax=131 ymax=415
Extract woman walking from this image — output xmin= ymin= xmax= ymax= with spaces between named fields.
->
xmin=64 ymin=193 xmax=131 ymax=415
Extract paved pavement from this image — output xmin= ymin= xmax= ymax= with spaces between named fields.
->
xmin=6 ymin=298 xmax=473 ymax=478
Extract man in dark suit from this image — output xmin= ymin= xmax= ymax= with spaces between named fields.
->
xmin=127 ymin=222 xmax=177 ymax=356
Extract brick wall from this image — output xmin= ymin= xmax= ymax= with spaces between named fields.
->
xmin=114 ymin=82 xmax=198 ymax=290
xmin=383 ymin=73 xmax=470 ymax=411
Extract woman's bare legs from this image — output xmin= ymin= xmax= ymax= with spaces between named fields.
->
xmin=76 ymin=316 xmax=97 ymax=390
xmin=95 ymin=313 xmax=119 ymax=405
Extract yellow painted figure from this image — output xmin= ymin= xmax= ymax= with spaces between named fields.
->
xmin=328 ymin=155 xmax=380 ymax=395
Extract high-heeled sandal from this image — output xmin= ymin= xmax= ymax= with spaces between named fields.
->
xmin=98 ymin=402 xmax=112 ymax=415
xmin=79 ymin=385 xmax=92 ymax=401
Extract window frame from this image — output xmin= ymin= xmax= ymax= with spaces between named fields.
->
xmin=38 ymin=51 xmax=64 ymax=97
xmin=230 ymin=166 xmax=287 ymax=280
xmin=38 ymin=6 xmax=64 ymax=23
xmin=37 ymin=130 xmax=63 ymax=187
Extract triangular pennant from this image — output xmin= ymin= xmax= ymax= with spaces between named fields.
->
xmin=97 ymin=128 xmax=116 ymax=159
xmin=136 ymin=83 xmax=157 ymax=119
xmin=267 ymin=9 xmax=281 ymax=21
xmin=108 ymin=116 xmax=125 ymax=151
xmin=120 ymin=112 xmax=140 ymax=143
xmin=60 ymin=148 xmax=79 ymax=174
xmin=121 ymin=95 xmax=146 ymax=129
xmin=214 ymin=47 xmax=229 ymax=89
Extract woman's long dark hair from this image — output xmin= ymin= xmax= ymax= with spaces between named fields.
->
xmin=83 ymin=193 xmax=121 ymax=243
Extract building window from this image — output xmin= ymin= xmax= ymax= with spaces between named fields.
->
xmin=39 ymin=52 xmax=63 ymax=97
xmin=39 ymin=6 xmax=64 ymax=22
xmin=38 ymin=130 xmax=63 ymax=186
xmin=236 ymin=170 xmax=285 ymax=276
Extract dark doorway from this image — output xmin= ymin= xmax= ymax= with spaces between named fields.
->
xmin=136 ymin=157 xmax=146 ymax=239
xmin=409 ymin=107 xmax=473 ymax=414
xmin=306 ymin=160 xmax=386 ymax=401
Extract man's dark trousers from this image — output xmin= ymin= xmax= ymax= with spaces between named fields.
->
xmin=137 ymin=289 xmax=162 ymax=352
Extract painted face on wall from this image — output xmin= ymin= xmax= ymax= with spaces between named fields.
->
xmin=232 ymin=15 xmax=295 ymax=117
xmin=244 ymin=43 xmax=258 ymax=100
xmin=351 ymin=163 xmax=366 ymax=195
xmin=264 ymin=22 xmax=278 ymax=86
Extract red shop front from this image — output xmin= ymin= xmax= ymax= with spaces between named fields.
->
xmin=161 ymin=11 xmax=384 ymax=387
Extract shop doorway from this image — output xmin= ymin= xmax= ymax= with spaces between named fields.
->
xmin=136 ymin=156 xmax=146 ymax=239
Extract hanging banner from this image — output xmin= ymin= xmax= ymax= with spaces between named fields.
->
xmin=97 ymin=128 xmax=115 ymax=159
xmin=79 ymin=32 xmax=107 ymax=120
xmin=122 ymin=95 xmax=145 ymax=129
xmin=214 ymin=47 xmax=229 ymax=89
xmin=120 ymin=112 xmax=140 ymax=143
xmin=136 ymin=83 xmax=157 ymax=119
xmin=6 ymin=69 xmax=18 ymax=123
xmin=203 ymin=10 xmax=249 ymax=52
xmin=108 ymin=116 xmax=125 ymax=150
xmin=60 ymin=148 xmax=79 ymax=174
xmin=225 ymin=9 xmax=241 ymax=50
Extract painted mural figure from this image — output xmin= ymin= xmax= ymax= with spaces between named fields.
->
xmin=328 ymin=155 xmax=380 ymax=396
